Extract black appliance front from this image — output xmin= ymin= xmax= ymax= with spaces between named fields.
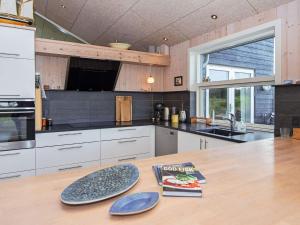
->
xmin=0 ymin=100 xmax=35 ymax=151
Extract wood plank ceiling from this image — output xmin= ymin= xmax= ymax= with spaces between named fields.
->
xmin=34 ymin=0 xmax=293 ymax=51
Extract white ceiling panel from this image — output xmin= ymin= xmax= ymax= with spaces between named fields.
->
xmin=94 ymin=10 xmax=157 ymax=46
xmin=34 ymin=0 xmax=48 ymax=15
xmin=174 ymin=0 xmax=256 ymax=39
xmin=135 ymin=25 xmax=188 ymax=48
xmin=45 ymin=0 xmax=88 ymax=29
xmin=132 ymin=0 xmax=214 ymax=28
xmin=71 ymin=0 xmax=138 ymax=43
xmin=247 ymin=0 xmax=293 ymax=12
xmin=34 ymin=0 xmax=293 ymax=50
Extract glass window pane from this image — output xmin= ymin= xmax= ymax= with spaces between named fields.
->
xmin=208 ymin=88 xmax=228 ymax=116
xmin=201 ymin=85 xmax=274 ymax=125
xmin=235 ymin=72 xmax=251 ymax=79
xmin=209 ymin=69 xmax=229 ymax=82
xmin=234 ymin=87 xmax=252 ymax=123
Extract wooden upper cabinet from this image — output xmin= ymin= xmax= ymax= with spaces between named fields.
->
xmin=35 ymin=38 xmax=170 ymax=66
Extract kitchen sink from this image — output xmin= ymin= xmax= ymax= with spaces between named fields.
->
xmin=196 ymin=128 xmax=245 ymax=137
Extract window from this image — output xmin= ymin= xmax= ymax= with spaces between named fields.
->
xmin=189 ymin=20 xmax=281 ymax=129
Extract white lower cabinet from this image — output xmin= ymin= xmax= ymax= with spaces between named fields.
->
xmin=0 ymin=170 xmax=35 ymax=181
xmin=36 ymin=142 xmax=100 ymax=169
xmin=100 ymin=126 xmax=155 ymax=164
xmin=36 ymin=161 xmax=100 ymax=176
xmin=178 ymin=131 xmax=237 ymax=153
xmin=0 ymin=149 xmax=35 ymax=175
xmin=101 ymin=152 xmax=152 ymax=166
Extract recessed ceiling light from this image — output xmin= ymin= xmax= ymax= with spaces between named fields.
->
xmin=211 ymin=14 xmax=218 ymax=20
xmin=163 ymin=37 xmax=168 ymax=41
xmin=60 ymin=4 xmax=66 ymax=8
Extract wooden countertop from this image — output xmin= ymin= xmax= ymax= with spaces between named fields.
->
xmin=1 ymin=138 xmax=300 ymax=225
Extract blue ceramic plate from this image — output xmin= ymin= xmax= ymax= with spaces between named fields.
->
xmin=61 ymin=163 xmax=139 ymax=205
xmin=109 ymin=192 xmax=159 ymax=215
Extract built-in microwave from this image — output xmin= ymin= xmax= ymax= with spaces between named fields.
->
xmin=0 ymin=99 xmax=35 ymax=151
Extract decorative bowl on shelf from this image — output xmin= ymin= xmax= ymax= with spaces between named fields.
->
xmin=109 ymin=42 xmax=131 ymax=50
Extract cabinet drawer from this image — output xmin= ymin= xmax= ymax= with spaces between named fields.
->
xmin=101 ymin=126 xmax=152 ymax=140
xmin=0 ymin=149 xmax=35 ymax=174
xmin=0 ymin=170 xmax=35 ymax=181
xmin=36 ymin=161 xmax=100 ymax=176
xmin=0 ymin=57 xmax=35 ymax=99
xmin=101 ymin=137 xmax=151 ymax=159
xmin=0 ymin=26 xmax=34 ymax=59
xmin=36 ymin=142 xmax=100 ymax=169
xmin=36 ymin=129 xmax=100 ymax=147
xmin=101 ymin=152 xmax=152 ymax=166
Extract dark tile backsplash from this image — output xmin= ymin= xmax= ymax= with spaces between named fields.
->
xmin=275 ymin=85 xmax=300 ymax=136
xmin=43 ymin=90 xmax=196 ymax=125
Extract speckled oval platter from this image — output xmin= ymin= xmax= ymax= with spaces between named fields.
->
xmin=61 ymin=163 xmax=139 ymax=205
xmin=109 ymin=192 xmax=159 ymax=216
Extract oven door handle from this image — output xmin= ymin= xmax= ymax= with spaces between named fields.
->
xmin=0 ymin=107 xmax=35 ymax=110
xmin=0 ymin=111 xmax=34 ymax=114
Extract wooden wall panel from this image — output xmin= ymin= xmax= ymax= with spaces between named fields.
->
xmin=115 ymin=63 xmax=164 ymax=92
xmin=35 ymin=56 xmax=165 ymax=92
xmin=165 ymin=0 xmax=300 ymax=90
xmin=35 ymin=54 xmax=69 ymax=89
xmin=164 ymin=41 xmax=190 ymax=91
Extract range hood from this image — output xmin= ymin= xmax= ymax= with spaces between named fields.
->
xmin=66 ymin=57 xmax=121 ymax=91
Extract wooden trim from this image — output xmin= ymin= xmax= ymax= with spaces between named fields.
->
xmin=35 ymin=38 xmax=170 ymax=66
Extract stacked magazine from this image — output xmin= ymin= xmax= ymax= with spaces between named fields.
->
xmin=152 ymin=162 xmax=205 ymax=197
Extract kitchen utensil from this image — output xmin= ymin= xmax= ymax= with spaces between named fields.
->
xmin=179 ymin=110 xmax=186 ymax=122
xmin=171 ymin=106 xmax=176 ymax=115
xmin=116 ymin=96 xmax=132 ymax=122
xmin=61 ymin=163 xmax=139 ymax=205
xmin=109 ymin=192 xmax=159 ymax=215
xmin=109 ymin=42 xmax=131 ymax=50
xmin=163 ymin=107 xmax=169 ymax=121
xmin=292 ymin=128 xmax=300 ymax=140
xmin=0 ymin=0 xmax=17 ymax=15
xmin=280 ymin=128 xmax=292 ymax=139
xmin=171 ymin=114 xmax=179 ymax=124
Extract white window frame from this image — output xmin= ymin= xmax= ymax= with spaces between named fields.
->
xmin=205 ymin=65 xmax=255 ymax=123
xmin=188 ymin=19 xmax=282 ymax=131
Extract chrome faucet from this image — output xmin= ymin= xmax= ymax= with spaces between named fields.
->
xmin=224 ymin=113 xmax=236 ymax=133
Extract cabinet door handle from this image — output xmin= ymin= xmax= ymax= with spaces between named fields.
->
xmin=0 ymin=52 xmax=20 ymax=57
xmin=118 ymin=128 xmax=137 ymax=132
xmin=0 ymin=152 xmax=21 ymax=157
xmin=118 ymin=156 xmax=137 ymax=162
xmin=0 ymin=174 xmax=21 ymax=180
xmin=58 ymin=165 xmax=82 ymax=171
xmin=58 ymin=146 xmax=83 ymax=151
xmin=118 ymin=140 xmax=137 ymax=144
xmin=200 ymin=139 xmax=203 ymax=150
xmin=58 ymin=132 xmax=82 ymax=136
xmin=0 ymin=94 xmax=21 ymax=97
xmin=205 ymin=140 xmax=208 ymax=149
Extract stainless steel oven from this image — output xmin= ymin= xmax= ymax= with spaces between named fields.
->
xmin=0 ymin=99 xmax=35 ymax=151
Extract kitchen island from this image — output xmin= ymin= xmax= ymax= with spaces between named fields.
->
xmin=1 ymin=138 xmax=300 ymax=225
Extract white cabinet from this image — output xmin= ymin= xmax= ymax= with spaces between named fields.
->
xmin=36 ymin=142 xmax=100 ymax=169
xmin=0 ymin=170 xmax=35 ymax=181
xmin=0 ymin=24 xmax=35 ymax=99
xmin=178 ymin=131 xmax=237 ymax=153
xmin=36 ymin=161 xmax=99 ymax=176
xmin=36 ymin=129 xmax=100 ymax=147
xmin=0 ymin=57 xmax=35 ymax=99
xmin=101 ymin=126 xmax=151 ymax=140
xmin=36 ymin=129 xmax=101 ymax=175
xmin=100 ymin=126 xmax=155 ymax=164
xmin=0 ymin=25 xmax=35 ymax=60
xmin=0 ymin=149 xmax=35 ymax=175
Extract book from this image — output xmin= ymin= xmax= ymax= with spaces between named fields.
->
xmin=152 ymin=162 xmax=206 ymax=186
xmin=161 ymin=165 xmax=203 ymax=197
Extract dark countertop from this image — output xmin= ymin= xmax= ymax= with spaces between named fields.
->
xmin=37 ymin=120 xmax=274 ymax=143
